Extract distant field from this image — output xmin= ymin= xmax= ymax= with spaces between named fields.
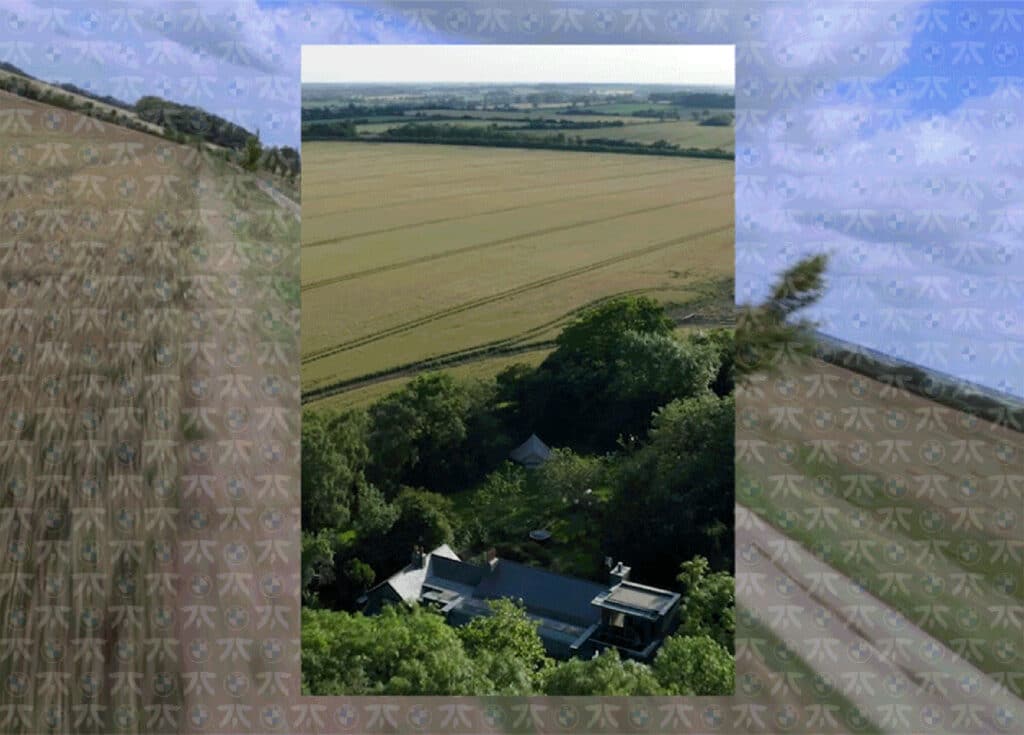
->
xmin=519 ymin=120 xmax=735 ymax=150
xmin=404 ymin=108 xmax=659 ymax=125
xmin=301 ymin=142 xmax=734 ymax=399
xmin=578 ymin=103 xmax=733 ymax=116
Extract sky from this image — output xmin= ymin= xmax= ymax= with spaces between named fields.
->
xmin=0 ymin=0 xmax=1021 ymax=397
xmin=730 ymin=0 xmax=1024 ymax=398
xmin=301 ymin=44 xmax=734 ymax=86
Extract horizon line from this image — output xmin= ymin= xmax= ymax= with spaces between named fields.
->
xmin=302 ymin=81 xmax=735 ymax=87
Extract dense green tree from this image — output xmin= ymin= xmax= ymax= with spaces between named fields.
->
xmin=367 ymin=373 xmax=472 ymax=492
xmin=445 ymin=378 xmax=514 ymax=490
xmin=606 ymin=393 xmax=735 ymax=582
xmin=369 ymin=488 xmax=455 ymax=571
xmin=689 ymin=328 xmax=736 ymax=396
xmin=542 ymin=648 xmax=665 ymax=695
xmin=520 ymin=297 xmax=717 ymax=450
xmin=300 ymin=530 xmax=336 ymax=606
xmin=653 ymin=634 xmax=734 ymax=695
xmin=241 ymin=133 xmax=262 ymax=171
xmin=364 ymin=374 xmax=510 ymax=494
xmin=676 ymin=556 xmax=735 ymax=652
xmin=341 ymin=558 xmax=376 ymax=596
xmin=300 ymin=411 xmax=351 ymax=533
xmin=604 ymin=330 xmax=717 ymax=437
xmin=135 ymin=95 xmax=255 ymax=149
xmin=300 ymin=409 xmax=370 ymax=534
xmin=464 ymin=463 xmax=528 ymax=547
xmin=557 ymin=296 xmax=673 ymax=358
xmin=534 ymin=448 xmax=605 ymax=505
xmin=302 ymin=605 xmax=486 ymax=695
xmin=352 ymin=482 xmax=398 ymax=537
xmin=458 ymin=599 xmax=551 ymax=692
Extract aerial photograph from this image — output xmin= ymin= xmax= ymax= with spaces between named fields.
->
xmin=299 ymin=45 xmax=737 ymax=696
xmin=0 ymin=61 xmax=299 ymax=723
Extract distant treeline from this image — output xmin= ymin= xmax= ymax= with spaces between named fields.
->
xmin=1 ymin=72 xmax=301 ymax=179
xmin=522 ymin=119 xmax=624 ymax=130
xmin=57 ymin=82 xmax=134 ymax=111
xmin=0 ymin=61 xmax=28 ymax=76
xmin=303 ymin=103 xmax=424 ymax=121
xmin=0 ymin=73 xmax=156 ymax=133
xmin=303 ymin=120 xmax=358 ymax=139
xmin=571 ymin=108 xmax=681 ymax=120
xmin=136 ymin=96 xmax=301 ymax=178
xmin=0 ymin=65 xmax=136 ymax=110
xmin=136 ymin=96 xmax=254 ymax=149
xmin=302 ymin=118 xmax=626 ymax=138
xmin=649 ymin=92 xmax=735 ymax=108
xmin=699 ymin=114 xmax=733 ymax=127
xmin=307 ymin=122 xmax=733 ymax=160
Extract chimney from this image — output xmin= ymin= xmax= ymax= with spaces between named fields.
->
xmin=410 ymin=546 xmax=425 ymax=568
xmin=485 ymin=548 xmax=498 ymax=571
xmin=610 ymin=561 xmax=631 ymax=586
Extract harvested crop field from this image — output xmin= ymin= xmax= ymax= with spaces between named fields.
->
xmin=301 ymin=141 xmax=734 ymax=398
xmin=0 ymin=90 xmax=299 ymax=728
xmin=736 ymin=353 xmax=1024 ymax=724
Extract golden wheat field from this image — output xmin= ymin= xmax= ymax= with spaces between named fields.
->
xmin=0 ymin=89 xmax=298 ymax=732
xmin=301 ymin=142 xmax=734 ymax=397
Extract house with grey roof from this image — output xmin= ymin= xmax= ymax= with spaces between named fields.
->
xmin=358 ymin=546 xmax=680 ymax=662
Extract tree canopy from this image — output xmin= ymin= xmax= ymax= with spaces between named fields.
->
xmin=300 ymin=293 xmax=741 ymax=697
xmin=653 ymin=634 xmax=735 ymax=695
xmin=541 ymin=648 xmax=665 ymax=695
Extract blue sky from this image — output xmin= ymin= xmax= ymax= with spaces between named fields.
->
xmin=1 ymin=0 xmax=1020 ymax=396
xmin=727 ymin=0 xmax=1024 ymax=397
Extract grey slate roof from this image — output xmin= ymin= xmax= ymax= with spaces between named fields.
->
xmin=365 ymin=546 xmax=678 ymax=659
xmin=427 ymin=554 xmax=486 ymax=588
xmin=474 ymin=559 xmax=607 ymax=626
xmin=374 ymin=543 xmax=461 ymax=603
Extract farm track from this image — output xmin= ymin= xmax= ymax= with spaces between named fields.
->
xmin=302 ymin=158 xmax=726 ymax=218
xmin=301 ymin=190 xmax=732 ymax=291
xmin=301 ymin=223 xmax=732 ymax=364
xmin=739 ymin=507 xmax=1023 ymax=733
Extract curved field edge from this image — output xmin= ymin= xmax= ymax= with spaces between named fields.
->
xmin=302 ymin=280 xmax=733 ymax=402
xmin=301 ymin=225 xmax=732 ymax=366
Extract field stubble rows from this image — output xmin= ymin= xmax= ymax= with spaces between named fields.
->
xmin=739 ymin=357 xmax=1024 ymax=705
xmin=301 ymin=142 xmax=734 ymax=393
xmin=0 ymin=90 xmax=299 ymax=731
